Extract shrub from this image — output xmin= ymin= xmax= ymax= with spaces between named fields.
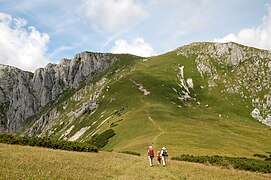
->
xmin=86 ymin=129 xmax=115 ymax=149
xmin=171 ymin=154 xmax=271 ymax=173
xmin=0 ymin=133 xmax=16 ymax=144
xmin=0 ymin=133 xmax=98 ymax=153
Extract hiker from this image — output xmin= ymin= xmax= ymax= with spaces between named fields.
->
xmin=161 ymin=147 xmax=168 ymax=166
xmin=147 ymin=146 xmax=154 ymax=167
xmin=157 ymin=151 xmax=162 ymax=165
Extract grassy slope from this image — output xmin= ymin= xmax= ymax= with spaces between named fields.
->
xmin=1 ymin=144 xmax=271 ymax=180
xmin=98 ymin=50 xmax=271 ymax=157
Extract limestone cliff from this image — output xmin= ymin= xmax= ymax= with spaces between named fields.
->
xmin=0 ymin=52 xmax=115 ymax=133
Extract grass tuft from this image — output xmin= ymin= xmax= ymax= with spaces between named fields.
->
xmin=119 ymin=151 xmax=141 ymax=156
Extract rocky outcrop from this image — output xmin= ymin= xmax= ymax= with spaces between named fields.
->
xmin=177 ymin=42 xmax=271 ymax=126
xmin=0 ymin=52 xmax=116 ymax=133
xmin=177 ymin=42 xmax=271 ymax=67
xmin=32 ymin=52 xmax=113 ymax=107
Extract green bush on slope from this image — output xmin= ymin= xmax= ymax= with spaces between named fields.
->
xmin=86 ymin=129 xmax=115 ymax=149
xmin=0 ymin=133 xmax=98 ymax=152
xmin=172 ymin=154 xmax=271 ymax=173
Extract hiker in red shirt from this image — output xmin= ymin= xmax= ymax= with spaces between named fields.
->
xmin=157 ymin=151 xmax=162 ymax=165
xmin=147 ymin=146 xmax=154 ymax=167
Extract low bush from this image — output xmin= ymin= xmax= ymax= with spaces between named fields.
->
xmin=0 ymin=133 xmax=98 ymax=152
xmin=171 ymin=154 xmax=271 ymax=173
xmin=0 ymin=133 xmax=16 ymax=144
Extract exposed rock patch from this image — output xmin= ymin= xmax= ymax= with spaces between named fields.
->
xmin=69 ymin=126 xmax=91 ymax=141
xmin=176 ymin=66 xmax=195 ymax=102
xmin=130 ymin=79 xmax=150 ymax=96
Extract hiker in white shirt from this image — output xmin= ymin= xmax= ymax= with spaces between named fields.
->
xmin=161 ymin=147 xmax=168 ymax=166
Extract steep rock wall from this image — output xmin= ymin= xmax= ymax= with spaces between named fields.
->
xmin=0 ymin=52 xmax=115 ymax=133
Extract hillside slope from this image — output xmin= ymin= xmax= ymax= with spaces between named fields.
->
xmin=1 ymin=42 xmax=271 ymax=157
xmin=101 ymin=42 xmax=271 ymax=156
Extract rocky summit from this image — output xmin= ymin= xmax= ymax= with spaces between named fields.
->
xmin=0 ymin=42 xmax=271 ymax=156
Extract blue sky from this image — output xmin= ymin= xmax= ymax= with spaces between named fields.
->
xmin=0 ymin=0 xmax=270 ymax=71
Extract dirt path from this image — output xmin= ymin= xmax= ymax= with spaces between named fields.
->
xmin=148 ymin=114 xmax=165 ymax=149
xmin=136 ymin=85 xmax=164 ymax=148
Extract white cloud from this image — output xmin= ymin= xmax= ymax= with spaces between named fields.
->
xmin=81 ymin=0 xmax=149 ymax=32
xmin=111 ymin=38 xmax=155 ymax=57
xmin=0 ymin=12 xmax=50 ymax=72
xmin=214 ymin=5 xmax=271 ymax=50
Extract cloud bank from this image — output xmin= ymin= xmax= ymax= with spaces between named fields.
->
xmin=82 ymin=0 xmax=149 ymax=33
xmin=111 ymin=38 xmax=155 ymax=57
xmin=214 ymin=6 xmax=271 ymax=50
xmin=0 ymin=12 xmax=50 ymax=72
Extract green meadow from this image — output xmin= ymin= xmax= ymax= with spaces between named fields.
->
xmin=1 ymin=144 xmax=271 ymax=179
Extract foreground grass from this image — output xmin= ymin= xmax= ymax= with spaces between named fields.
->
xmin=1 ymin=144 xmax=271 ymax=179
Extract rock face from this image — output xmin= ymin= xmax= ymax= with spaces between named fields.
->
xmin=25 ymin=77 xmax=108 ymax=138
xmin=0 ymin=65 xmax=37 ymax=132
xmin=0 ymin=52 xmax=115 ymax=133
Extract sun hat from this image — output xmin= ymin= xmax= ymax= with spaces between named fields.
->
xmin=162 ymin=147 xmax=166 ymax=150
xmin=149 ymin=146 xmax=152 ymax=149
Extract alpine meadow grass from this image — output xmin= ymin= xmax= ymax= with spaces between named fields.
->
xmin=1 ymin=143 xmax=271 ymax=179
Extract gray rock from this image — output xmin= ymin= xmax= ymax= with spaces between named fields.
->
xmin=0 ymin=52 xmax=115 ymax=133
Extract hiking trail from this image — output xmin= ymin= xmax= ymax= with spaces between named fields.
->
xmin=147 ymin=114 xmax=165 ymax=149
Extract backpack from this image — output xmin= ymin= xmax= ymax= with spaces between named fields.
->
xmin=148 ymin=149 xmax=154 ymax=157
xmin=162 ymin=150 xmax=168 ymax=156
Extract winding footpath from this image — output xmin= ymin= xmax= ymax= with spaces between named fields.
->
xmin=147 ymin=114 xmax=165 ymax=148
